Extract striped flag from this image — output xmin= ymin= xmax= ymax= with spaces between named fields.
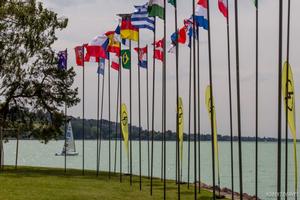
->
xmin=218 ymin=0 xmax=228 ymax=18
xmin=195 ymin=0 xmax=208 ymax=30
xmin=132 ymin=3 xmax=155 ymax=32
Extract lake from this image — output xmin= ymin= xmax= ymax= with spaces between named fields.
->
xmin=2 ymin=140 xmax=300 ymax=199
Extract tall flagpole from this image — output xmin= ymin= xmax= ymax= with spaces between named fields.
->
xmin=108 ymin=49 xmax=112 ymax=179
xmin=146 ymin=45 xmax=150 ymax=180
xmin=114 ymin=69 xmax=120 ymax=173
xmin=119 ymin=51 xmax=123 ymax=183
xmin=254 ymin=0 xmax=259 ymax=198
xmin=150 ymin=17 xmax=156 ymax=196
xmin=192 ymin=0 xmax=197 ymax=199
xmin=285 ymin=0 xmax=291 ymax=199
xmin=234 ymin=0 xmax=243 ymax=198
xmin=82 ymin=45 xmax=85 ymax=175
xmin=207 ymin=1 xmax=216 ymax=199
xmin=64 ymin=49 xmax=68 ymax=173
xmin=96 ymin=61 xmax=101 ymax=176
xmin=277 ymin=0 xmax=283 ymax=199
xmin=137 ymin=31 xmax=142 ymax=191
xmin=187 ymin=35 xmax=192 ymax=189
xmin=197 ymin=26 xmax=201 ymax=194
xmin=163 ymin=0 xmax=167 ymax=199
xmin=225 ymin=0 xmax=234 ymax=198
xmin=129 ymin=39 xmax=133 ymax=185
xmin=98 ymin=58 xmax=107 ymax=176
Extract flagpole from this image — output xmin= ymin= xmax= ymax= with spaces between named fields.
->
xmin=129 ymin=39 xmax=133 ymax=185
xmin=150 ymin=17 xmax=156 ymax=196
xmin=82 ymin=45 xmax=85 ymax=176
xmin=196 ymin=26 xmax=201 ymax=194
xmin=163 ymin=0 xmax=167 ymax=199
xmin=192 ymin=0 xmax=197 ymax=199
xmin=206 ymin=1 xmax=216 ymax=199
xmin=119 ymin=51 xmax=123 ymax=183
xmin=98 ymin=58 xmax=107 ymax=177
xmin=146 ymin=45 xmax=150 ymax=180
xmin=285 ymin=0 xmax=292 ymax=199
xmin=114 ymin=68 xmax=120 ymax=174
xmin=187 ymin=37 xmax=192 ymax=190
xmin=64 ymin=49 xmax=68 ymax=173
xmin=137 ymin=31 xmax=142 ymax=191
xmin=173 ymin=1 xmax=181 ymax=198
xmin=233 ymin=0 xmax=243 ymax=198
xmin=96 ymin=61 xmax=100 ymax=176
xmin=254 ymin=0 xmax=259 ymax=198
xmin=108 ymin=50 xmax=112 ymax=179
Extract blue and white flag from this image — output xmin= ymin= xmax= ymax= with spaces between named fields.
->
xmin=131 ymin=3 xmax=155 ymax=32
xmin=134 ymin=46 xmax=148 ymax=69
xmin=57 ymin=50 xmax=67 ymax=70
xmin=97 ymin=58 xmax=105 ymax=75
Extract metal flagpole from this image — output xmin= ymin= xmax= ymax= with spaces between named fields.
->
xmin=187 ymin=34 xmax=192 ymax=189
xmin=254 ymin=0 xmax=259 ymax=198
xmin=192 ymin=0 xmax=197 ymax=199
xmin=146 ymin=45 xmax=150 ymax=180
xmin=277 ymin=0 xmax=283 ymax=199
xmin=82 ymin=45 xmax=85 ymax=175
xmin=137 ymin=31 xmax=142 ymax=191
xmin=96 ymin=61 xmax=101 ymax=176
xmin=119 ymin=51 xmax=123 ymax=183
xmin=64 ymin=49 xmax=68 ymax=173
xmin=114 ymin=68 xmax=120 ymax=173
xmin=108 ymin=49 xmax=112 ymax=179
xmin=233 ymin=0 xmax=243 ymax=198
xmin=197 ymin=26 xmax=201 ymax=194
xmin=207 ymin=1 xmax=216 ymax=199
xmin=129 ymin=39 xmax=133 ymax=185
xmin=150 ymin=17 xmax=156 ymax=196
xmin=163 ymin=0 xmax=167 ymax=199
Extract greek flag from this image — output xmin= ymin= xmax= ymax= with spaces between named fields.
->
xmin=131 ymin=3 xmax=155 ymax=32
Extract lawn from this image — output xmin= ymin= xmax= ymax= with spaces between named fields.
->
xmin=0 ymin=166 xmax=226 ymax=200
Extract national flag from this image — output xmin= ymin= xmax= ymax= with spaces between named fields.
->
xmin=106 ymin=29 xmax=121 ymax=56
xmin=195 ymin=0 xmax=208 ymax=30
xmin=57 ymin=50 xmax=67 ymax=70
xmin=85 ymin=35 xmax=109 ymax=62
xmin=154 ymin=38 xmax=164 ymax=61
xmin=131 ymin=3 xmax=155 ymax=32
xmin=282 ymin=62 xmax=298 ymax=192
xmin=205 ymin=85 xmax=221 ymax=188
xmin=120 ymin=16 xmax=139 ymax=41
xmin=148 ymin=0 xmax=164 ymax=20
xmin=168 ymin=24 xmax=188 ymax=53
xmin=168 ymin=0 xmax=176 ymax=7
xmin=97 ymin=58 xmax=105 ymax=75
xmin=134 ymin=46 xmax=148 ymax=68
xmin=121 ymin=104 xmax=129 ymax=160
xmin=121 ymin=49 xmax=131 ymax=69
xmin=218 ymin=0 xmax=228 ymax=18
xmin=74 ymin=46 xmax=84 ymax=66
xmin=111 ymin=53 xmax=120 ymax=71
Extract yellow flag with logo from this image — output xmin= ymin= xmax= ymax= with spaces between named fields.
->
xmin=282 ymin=61 xmax=298 ymax=191
xmin=121 ymin=104 xmax=129 ymax=159
xmin=178 ymin=97 xmax=184 ymax=161
xmin=205 ymin=85 xmax=220 ymax=182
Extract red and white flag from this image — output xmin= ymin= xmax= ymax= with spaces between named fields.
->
xmin=74 ymin=46 xmax=84 ymax=66
xmin=218 ymin=0 xmax=228 ymax=18
xmin=154 ymin=38 xmax=164 ymax=61
xmin=111 ymin=53 xmax=120 ymax=71
xmin=85 ymin=35 xmax=109 ymax=62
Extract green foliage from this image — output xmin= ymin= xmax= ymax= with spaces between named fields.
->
xmin=0 ymin=0 xmax=79 ymax=142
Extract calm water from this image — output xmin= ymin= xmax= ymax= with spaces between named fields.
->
xmin=2 ymin=140 xmax=300 ymax=199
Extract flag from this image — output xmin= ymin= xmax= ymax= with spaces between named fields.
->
xmin=111 ymin=53 xmax=120 ymax=71
xmin=121 ymin=49 xmax=131 ymax=69
xmin=195 ymin=0 xmax=208 ymax=30
xmin=120 ymin=16 xmax=139 ymax=41
xmin=121 ymin=104 xmax=129 ymax=159
xmin=106 ymin=29 xmax=121 ymax=56
xmin=154 ymin=38 xmax=164 ymax=61
xmin=74 ymin=46 xmax=84 ymax=66
xmin=85 ymin=35 xmax=109 ymax=62
xmin=57 ymin=50 xmax=67 ymax=70
xmin=282 ymin=61 xmax=298 ymax=192
xmin=205 ymin=85 xmax=220 ymax=184
xmin=148 ymin=0 xmax=164 ymax=20
xmin=134 ymin=46 xmax=148 ymax=68
xmin=178 ymin=97 xmax=184 ymax=161
xmin=122 ymin=39 xmax=130 ymax=47
xmin=218 ymin=0 xmax=228 ymax=18
xmin=168 ymin=0 xmax=176 ymax=7
xmin=97 ymin=58 xmax=105 ymax=75
xmin=131 ymin=3 xmax=155 ymax=32
xmin=168 ymin=25 xmax=187 ymax=53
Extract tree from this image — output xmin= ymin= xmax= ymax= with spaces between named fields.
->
xmin=0 ymin=0 xmax=80 ymax=166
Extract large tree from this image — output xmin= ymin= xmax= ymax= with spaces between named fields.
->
xmin=0 ymin=0 xmax=79 ymax=165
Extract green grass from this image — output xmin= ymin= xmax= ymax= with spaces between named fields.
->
xmin=0 ymin=166 xmax=226 ymax=200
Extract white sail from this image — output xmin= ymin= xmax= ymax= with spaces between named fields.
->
xmin=56 ymin=121 xmax=78 ymax=156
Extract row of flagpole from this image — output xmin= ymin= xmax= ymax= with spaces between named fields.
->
xmin=54 ymin=1 xmax=299 ymax=200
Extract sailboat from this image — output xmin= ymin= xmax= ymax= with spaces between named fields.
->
xmin=55 ymin=121 xmax=79 ymax=156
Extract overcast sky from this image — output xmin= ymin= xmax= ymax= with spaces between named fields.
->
xmin=41 ymin=0 xmax=300 ymax=139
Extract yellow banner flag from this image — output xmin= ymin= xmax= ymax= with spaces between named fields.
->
xmin=282 ymin=61 xmax=298 ymax=191
xmin=178 ymin=97 xmax=184 ymax=161
xmin=121 ymin=104 xmax=129 ymax=159
xmin=205 ymin=85 xmax=220 ymax=182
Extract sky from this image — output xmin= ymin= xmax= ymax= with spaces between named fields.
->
xmin=40 ymin=0 xmax=300 ymax=139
